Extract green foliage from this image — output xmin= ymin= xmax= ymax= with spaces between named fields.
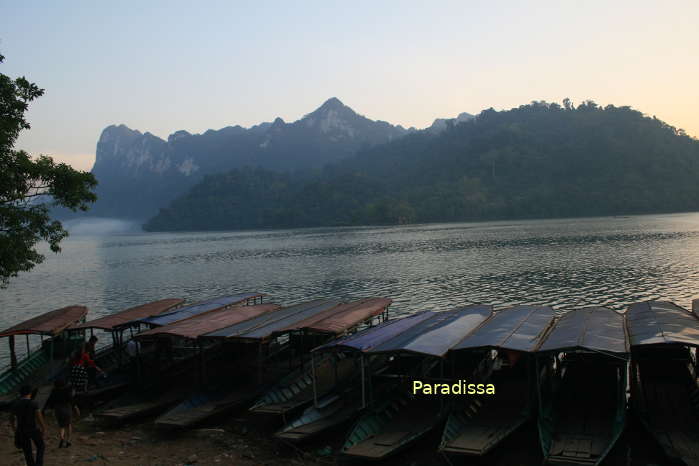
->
xmin=145 ymin=100 xmax=699 ymax=232
xmin=0 ymin=53 xmax=97 ymax=287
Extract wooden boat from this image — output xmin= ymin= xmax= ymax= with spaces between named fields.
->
xmin=95 ymin=302 xmax=280 ymax=423
xmin=155 ymin=378 xmax=263 ymax=428
xmin=275 ymin=387 xmax=364 ymax=441
xmin=628 ymin=301 xmax=699 ymax=466
xmin=249 ymin=351 xmax=357 ymax=415
xmin=72 ymin=298 xmax=185 ymax=370
xmin=158 ymin=298 xmax=392 ymax=428
xmin=95 ymin=385 xmax=193 ymax=423
xmin=70 ymin=298 xmax=185 ymax=403
xmin=440 ymin=305 xmax=555 ymax=457
xmin=328 ymin=306 xmax=493 ymax=460
xmin=537 ymin=307 xmax=629 ymax=466
xmin=0 ymin=306 xmax=88 ymax=407
xmin=343 ymin=391 xmax=444 ymax=460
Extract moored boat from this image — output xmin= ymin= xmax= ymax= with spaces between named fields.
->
xmin=536 ymin=307 xmax=629 ymax=466
xmin=328 ymin=306 xmax=493 ymax=460
xmin=70 ymin=298 xmax=185 ymax=403
xmin=0 ymin=305 xmax=88 ymax=407
xmin=158 ymin=297 xmax=391 ymax=428
xmin=439 ymin=305 xmax=555 ymax=457
xmin=627 ymin=300 xmax=699 ymax=466
xmin=249 ymin=298 xmax=391 ymax=416
xmin=95 ymin=299 xmax=277 ymax=423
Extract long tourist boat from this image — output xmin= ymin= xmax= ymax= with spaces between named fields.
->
xmin=72 ymin=298 xmax=185 ymax=370
xmin=156 ymin=297 xmax=391 ymax=428
xmin=439 ymin=305 xmax=555 ymax=457
xmin=249 ymin=298 xmax=391 ymax=416
xmin=0 ymin=305 xmax=88 ymax=406
xmin=93 ymin=294 xmax=267 ymax=422
xmin=536 ymin=307 xmax=629 ymax=465
xmin=70 ymin=298 xmax=185 ymax=401
xmin=627 ymin=300 xmax=699 ymax=466
xmin=320 ymin=306 xmax=493 ymax=460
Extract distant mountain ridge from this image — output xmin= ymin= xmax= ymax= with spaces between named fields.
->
xmin=85 ymin=97 xmax=469 ymax=220
xmin=143 ymin=101 xmax=699 ymax=232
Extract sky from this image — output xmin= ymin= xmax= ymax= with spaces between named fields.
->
xmin=1 ymin=0 xmax=698 ymax=171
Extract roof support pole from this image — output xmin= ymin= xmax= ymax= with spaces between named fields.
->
xmin=312 ymin=351 xmax=318 ymax=407
xmin=198 ymin=341 xmax=205 ymax=386
xmin=25 ymin=334 xmax=30 ymax=356
xmin=9 ymin=335 xmax=17 ymax=369
xmin=257 ymin=343 xmax=263 ymax=384
xmin=361 ymin=354 xmax=366 ymax=410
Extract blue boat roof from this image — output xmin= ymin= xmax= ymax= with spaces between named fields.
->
xmin=453 ymin=305 xmax=555 ymax=353
xmin=538 ymin=307 xmax=628 ymax=355
xmin=316 ymin=311 xmax=435 ymax=353
xmin=134 ymin=293 xmax=263 ymax=327
xmin=317 ymin=305 xmax=493 ymax=358
xmin=202 ymin=299 xmax=341 ymax=340
xmin=627 ymin=301 xmax=699 ymax=347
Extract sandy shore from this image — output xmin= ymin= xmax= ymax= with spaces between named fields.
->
xmin=0 ymin=410 xmax=330 ymax=466
xmin=1 ymin=407 xmax=671 ymax=466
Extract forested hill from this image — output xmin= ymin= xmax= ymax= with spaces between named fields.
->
xmin=143 ymin=101 xmax=699 ymax=232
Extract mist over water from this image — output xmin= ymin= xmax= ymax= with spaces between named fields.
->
xmin=63 ymin=217 xmax=141 ymax=235
xmin=3 ymin=212 xmax=699 ymax=359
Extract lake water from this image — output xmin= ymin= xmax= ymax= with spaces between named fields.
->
xmin=3 ymin=212 xmax=699 ymax=334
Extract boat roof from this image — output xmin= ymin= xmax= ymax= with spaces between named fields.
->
xmin=0 ymin=305 xmax=89 ymax=337
xmin=132 ymin=293 xmax=263 ymax=327
xmin=626 ymin=301 xmax=699 ymax=347
xmin=73 ymin=298 xmax=185 ymax=331
xmin=316 ymin=310 xmax=435 ymax=353
xmin=135 ymin=304 xmax=281 ymax=340
xmin=317 ymin=305 xmax=493 ymax=358
xmin=295 ymin=298 xmax=392 ymax=335
xmin=453 ymin=305 xmax=555 ymax=353
xmin=538 ymin=307 xmax=629 ymax=355
xmin=201 ymin=299 xmax=341 ymax=340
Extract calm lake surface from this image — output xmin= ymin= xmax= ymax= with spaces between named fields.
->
xmin=3 ymin=212 xmax=699 ymax=332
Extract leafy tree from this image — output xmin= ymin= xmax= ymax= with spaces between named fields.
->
xmin=0 ymin=53 xmax=97 ymax=287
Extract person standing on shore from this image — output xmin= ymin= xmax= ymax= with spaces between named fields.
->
xmin=9 ymin=385 xmax=47 ymax=466
xmin=43 ymin=378 xmax=78 ymax=448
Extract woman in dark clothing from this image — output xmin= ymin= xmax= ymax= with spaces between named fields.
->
xmin=43 ymin=378 xmax=78 ymax=448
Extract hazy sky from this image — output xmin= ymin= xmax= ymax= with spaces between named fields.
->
xmin=2 ymin=1 xmax=697 ymax=171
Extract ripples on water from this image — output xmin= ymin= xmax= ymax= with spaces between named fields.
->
xmin=3 ymin=213 xmax=699 ymax=337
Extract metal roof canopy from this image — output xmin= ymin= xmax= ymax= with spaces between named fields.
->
xmin=453 ymin=305 xmax=555 ymax=353
xmin=317 ymin=305 xmax=493 ymax=358
xmin=316 ymin=310 xmax=435 ymax=354
xmin=294 ymin=297 xmax=392 ymax=335
xmin=201 ymin=299 xmax=341 ymax=340
xmin=135 ymin=304 xmax=281 ymax=340
xmin=132 ymin=293 xmax=264 ymax=327
xmin=372 ymin=305 xmax=492 ymax=357
xmin=627 ymin=301 xmax=699 ymax=347
xmin=73 ymin=299 xmax=185 ymax=331
xmin=0 ymin=306 xmax=89 ymax=337
xmin=538 ymin=307 xmax=629 ymax=355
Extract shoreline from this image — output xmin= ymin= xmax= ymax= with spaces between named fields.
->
xmin=1 ymin=406 xmax=671 ymax=466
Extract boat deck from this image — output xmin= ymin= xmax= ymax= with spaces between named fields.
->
xmin=251 ymin=355 xmax=356 ymax=415
xmin=547 ymin=363 xmax=619 ymax=465
xmin=276 ymin=392 xmax=360 ymax=441
xmin=156 ymin=382 xmax=262 ymax=428
xmin=442 ymin=375 xmax=528 ymax=456
xmin=344 ymin=399 xmax=440 ymax=459
xmin=638 ymin=361 xmax=699 ymax=466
